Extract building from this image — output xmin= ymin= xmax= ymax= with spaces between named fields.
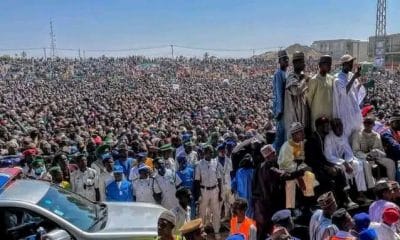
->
xmin=311 ymin=39 xmax=369 ymax=62
xmin=368 ymin=33 xmax=400 ymax=66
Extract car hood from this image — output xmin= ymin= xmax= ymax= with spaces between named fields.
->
xmin=99 ymin=202 xmax=165 ymax=234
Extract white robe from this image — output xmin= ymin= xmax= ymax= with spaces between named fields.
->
xmin=324 ymin=131 xmax=368 ymax=192
xmin=333 ymin=71 xmax=366 ymax=139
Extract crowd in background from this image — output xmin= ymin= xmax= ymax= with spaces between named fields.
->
xmin=0 ymin=53 xmax=400 ymax=240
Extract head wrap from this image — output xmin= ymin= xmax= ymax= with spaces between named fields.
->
xmin=159 ymin=210 xmax=176 ymax=226
xmin=260 ymin=144 xmax=275 ymax=158
xmin=290 ymin=122 xmax=304 ymax=135
xmin=383 ymin=207 xmax=400 ymax=225
xmin=292 ymin=51 xmax=305 ymax=61
xmin=353 ymin=212 xmax=370 ymax=232
xmin=359 ymin=229 xmax=377 ymax=240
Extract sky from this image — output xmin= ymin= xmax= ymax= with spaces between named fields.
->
xmin=0 ymin=0 xmax=399 ymax=58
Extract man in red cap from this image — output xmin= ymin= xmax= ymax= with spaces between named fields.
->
xmin=370 ymin=207 xmax=400 ymax=239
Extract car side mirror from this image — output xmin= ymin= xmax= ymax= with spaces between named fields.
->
xmin=43 ymin=229 xmax=72 ymax=240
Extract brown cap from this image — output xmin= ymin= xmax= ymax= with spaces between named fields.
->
xmin=292 ymin=51 xmax=305 ymax=61
xmin=317 ymin=191 xmax=337 ymax=209
xmin=340 ymin=54 xmax=356 ymax=64
xmin=319 ymin=55 xmax=332 ymax=64
xmin=180 ymin=218 xmax=203 ymax=235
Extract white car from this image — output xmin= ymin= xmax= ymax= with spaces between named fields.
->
xmin=0 ymin=169 xmax=165 ymax=240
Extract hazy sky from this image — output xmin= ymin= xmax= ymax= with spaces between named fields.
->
xmin=0 ymin=0 xmax=399 ymax=58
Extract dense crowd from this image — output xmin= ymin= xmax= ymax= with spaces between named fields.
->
xmin=0 ymin=52 xmax=400 ymax=240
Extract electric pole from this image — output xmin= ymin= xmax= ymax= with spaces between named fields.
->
xmin=170 ymin=44 xmax=174 ymax=59
xmin=50 ymin=20 xmax=56 ymax=58
xmin=43 ymin=48 xmax=47 ymax=59
xmin=375 ymin=0 xmax=387 ymax=68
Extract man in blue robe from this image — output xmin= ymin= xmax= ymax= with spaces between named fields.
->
xmin=114 ymin=144 xmax=134 ymax=179
xmin=106 ymin=165 xmax=134 ymax=202
xmin=231 ymin=154 xmax=254 ymax=218
xmin=272 ymin=50 xmax=289 ymax=153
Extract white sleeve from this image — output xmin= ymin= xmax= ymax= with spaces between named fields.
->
xmin=324 ymin=135 xmax=344 ymax=165
xmin=195 ymin=164 xmax=201 ymax=181
xmin=175 ymin=174 xmax=182 ymax=187
xmin=249 ymin=224 xmax=257 ymax=240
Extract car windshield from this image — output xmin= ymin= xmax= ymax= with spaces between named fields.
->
xmin=37 ymin=185 xmax=98 ymax=231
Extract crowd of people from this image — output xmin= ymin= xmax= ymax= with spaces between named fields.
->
xmin=0 ymin=52 xmax=400 ymax=240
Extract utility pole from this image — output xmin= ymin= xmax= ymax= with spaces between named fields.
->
xmin=49 ymin=20 xmax=56 ymax=58
xmin=83 ymin=50 xmax=86 ymax=59
xmin=375 ymin=0 xmax=387 ymax=68
xmin=43 ymin=48 xmax=47 ymax=59
xmin=170 ymin=44 xmax=174 ymax=59
xmin=49 ymin=20 xmax=56 ymax=81
xmin=252 ymin=49 xmax=255 ymax=57
xmin=78 ymin=49 xmax=81 ymax=59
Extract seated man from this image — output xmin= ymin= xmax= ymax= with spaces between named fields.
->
xmin=324 ymin=118 xmax=373 ymax=203
xmin=380 ymin=111 xmax=400 ymax=172
xmin=305 ymin=116 xmax=355 ymax=209
xmin=352 ymin=116 xmax=395 ymax=180
xmin=278 ymin=122 xmax=315 ymax=209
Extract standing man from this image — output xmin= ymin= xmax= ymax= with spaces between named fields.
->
xmin=333 ymin=54 xmax=365 ymax=139
xmin=176 ymin=155 xmax=196 ymax=218
xmin=380 ymin=111 xmax=400 ymax=169
xmin=154 ymin=158 xmax=182 ymax=210
xmin=171 ymin=187 xmax=192 ymax=235
xmin=194 ymin=145 xmax=222 ymax=239
xmin=272 ymin=50 xmax=289 ymax=153
xmin=132 ymin=165 xmax=162 ymax=204
xmin=284 ymin=51 xmax=309 ymax=137
xmin=105 ymin=165 xmax=134 ymax=202
xmin=70 ymin=155 xmax=100 ymax=202
xmin=98 ymin=154 xmax=115 ymax=202
xmin=217 ymin=143 xmax=233 ymax=221
xmin=307 ymin=55 xmax=334 ymax=131
xmin=230 ymin=198 xmax=257 ymax=240
xmin=157 ymin=210 xmax=177 ymax=240
xmin=114 ymin=144 xmax=134 ymax=179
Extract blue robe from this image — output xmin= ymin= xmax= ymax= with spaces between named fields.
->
xmin=380 ymin=128 xmax=400 ymax=181
xmin=232 ymin=167 xmax=254 ymax=218
xmin=272 ymin=68 xmax=287 ymax=153
xmin=177 ymin=166 xmax=195 ymax=218
xmin=114 ymin=158 xmax=134 ymax=179
xmin=106 ymin=179 xmax=134 ymax=202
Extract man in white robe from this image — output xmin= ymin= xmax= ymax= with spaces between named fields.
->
xmin=333 ymin=54 xmax=366 ymax=139
xmin=324 ymin=118 xmax=373 ymax=203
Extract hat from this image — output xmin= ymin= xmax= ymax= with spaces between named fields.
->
xmin=101 ymin=153 xmax=112 ymax=161
xmin=31 ymin=158 xmax=44 ymax=168
xmin=359 ymin=228 xmax=377 ymax=240
xmin=289 ymin=122 xmax=304 ymax=135
xmin=180 ymin=218 xmax=203 ymax=235
xmin=113 ymin=165 xmax=124 ymax=173
xmin=317 ymin=191 xmax=337 ymax=209
xmin=159 ymin=210 xmax=176 ymax=226
xmin=136 ymin=152 xmax=147 ymax=159
xmin=202 ymin=144 xmax=214 ymax=152
xmin=382 ymin=207 xmax=400 ymax=225
xmin=353 ymin=212 xmax=370 ymax=232
xmin=374 ymin=180 xmax=392 ymax=192
xmin=184 ymin=141 xmax=195 ymax=147
xmin=260 ymin=144 xmax=275 ymax=158
xmin=226 ymin=234 xmax=246 ymax=240
xmin=271 ymin=209 xmax=291 ymax=223
xmin=278 ymin=50 xmax=288 ymax=59
xmin=160 ymin=143 xmax=174 ymax=152
xmin=292 ymin=51 xmax=305 ymax=61
xmin=340 ymin=54 xmax=356 ymax=64
xmin=319 ymin=55 xmax=332 ymax=64
xmin=138 ymin=164 xmax=150 ymax=173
